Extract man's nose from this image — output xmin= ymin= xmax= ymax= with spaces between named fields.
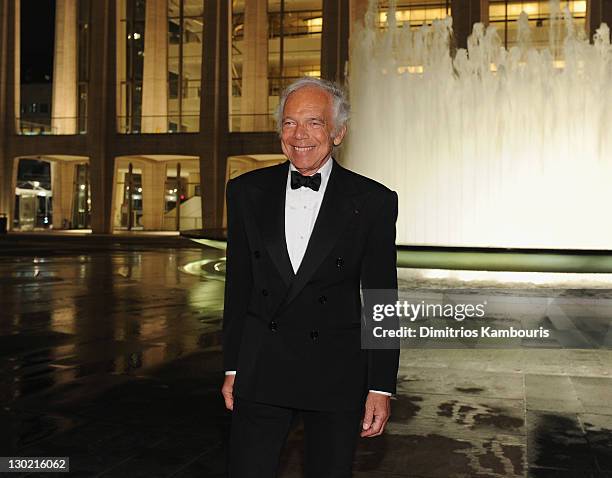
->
xmin=293 ymin=123 xmax=308 ymax=139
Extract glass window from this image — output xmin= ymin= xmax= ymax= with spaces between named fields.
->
xmin=167 ymin=0 xmax=204 ymax=132
xmin=118 ymin=0 xmax=146 ymax=133
xmin=14 ymin=159 xmax=53 ymax=230
xmin=116 ymin=170 xmax=143 ymax=229
xmin=77 ymin=0 xmax=91 ymax=133
xmin=118 ymin=0 xmax=203 ymax=134
xmin=377 ymin=0 xmax=451 ymax=30
xmin=19 ymin=0 xmax=89 ymax=135
xmin=489 ymin=1 xmax=587 ymax=50
xmin=162 ymin=161 xmax=201 ymax=230
xmin=268 ymin=0 xmax=324 ymax=91
xmin=19 ymin=0 xmax=55 ymax=135
xmin=72 ymin=163 xmax=91 ymax=229
xmin=230 ymin=0 xmax=323 ymax=132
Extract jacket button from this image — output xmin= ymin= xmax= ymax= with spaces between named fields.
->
xmin=318 ymin=295 xmax=327 ymax=304
xmin=262 ymin=289 xmax=269 ymax=296
xmin=269 ymin=320 xmax=278 ymax=332
xmin=310 ymin=329 xmax=319 ymax=341
xmin=253 ymin=250 xmax=260 ymax=259
xmin=336 ymin=257 xmax=344 ymax=268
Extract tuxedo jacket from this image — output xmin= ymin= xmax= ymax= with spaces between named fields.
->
xmin=222 ymin=159 xmax=399 ymax=411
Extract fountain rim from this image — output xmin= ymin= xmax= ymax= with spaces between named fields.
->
xmin=181 ymin=230 xmax=612 ymax=273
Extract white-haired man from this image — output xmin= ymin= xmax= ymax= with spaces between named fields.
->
xmin=221 ymin=77 xmax=399 ymax=477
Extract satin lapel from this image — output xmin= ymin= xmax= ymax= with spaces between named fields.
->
xmin=278 ymin=161 xmax=355 ymax=311
xmin=258 ymin=161 xmax=294 ymax=287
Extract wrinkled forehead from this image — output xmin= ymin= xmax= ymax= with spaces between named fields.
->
xmin=283 ymin=86 xmax=334 ymax=118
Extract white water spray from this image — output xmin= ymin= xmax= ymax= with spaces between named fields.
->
xmin=344 ymin=0 xmax=612 ymax=249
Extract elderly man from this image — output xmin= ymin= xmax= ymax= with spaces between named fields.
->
xmin=221 ymin=77 xmax=399 ymax=477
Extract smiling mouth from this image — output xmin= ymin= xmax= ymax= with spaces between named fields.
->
xmin=293 ymin=146 xmax=316 ymax=152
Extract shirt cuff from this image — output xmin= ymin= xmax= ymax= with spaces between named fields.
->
xmin=369 ymin=389 xmax=392 ymax=396
xmin=225 ymin=371 xmax=237 ymax=375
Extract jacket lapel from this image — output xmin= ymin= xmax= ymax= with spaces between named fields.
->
xmin=277 ymin=160 xmax=356 ymax=313
xmin=257 ymin=161 xmax=295 ymax=287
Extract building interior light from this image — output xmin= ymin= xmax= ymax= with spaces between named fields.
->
xmin=397 ymin=65 xmax=424 ymax=74
xmin=491 ymin=1 xmax=586 ymax=19
xmin=304 ymin=17 xmax=322 ymax=32
xmin=379 ymin=8 xmax=449 ymax=25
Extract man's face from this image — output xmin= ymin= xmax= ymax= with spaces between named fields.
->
xmin=280 ymin=86 xmax=346 ymax=175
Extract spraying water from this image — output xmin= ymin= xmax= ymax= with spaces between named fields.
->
xmin=344 ymin=0 xmax=612 ymax=249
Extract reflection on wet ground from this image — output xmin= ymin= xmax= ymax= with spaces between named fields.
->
xmin=1 ymin=246 xmax=611 ymax=477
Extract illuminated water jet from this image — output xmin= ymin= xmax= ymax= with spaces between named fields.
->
xmin=344 ymin=0 xmax=612 ymax=249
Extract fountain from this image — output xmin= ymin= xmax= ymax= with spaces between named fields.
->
xmin=344 ymin=0 xmax=612 ymax=250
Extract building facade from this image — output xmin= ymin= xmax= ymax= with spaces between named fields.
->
xmin=0 ymin=0 xmax=610 ymax=233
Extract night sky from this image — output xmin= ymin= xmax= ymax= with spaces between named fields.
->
xmin=21 ymin=0 xmax=55 ymax=84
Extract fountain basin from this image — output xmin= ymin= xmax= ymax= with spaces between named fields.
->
xmin=181 ymin=230 xmax=612 ymax=273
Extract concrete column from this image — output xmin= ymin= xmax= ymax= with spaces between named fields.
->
xmin=141 ymin=160 xmax=166 ymax=230
xmin=451 ymin=0 xmax=489 ymax=50
xmin=52 ymin=0 xmax=78 ymax=134
xmin=52 ymin=161 xmax=76 ymax=229
xmin=111 ymin=160 xmax=126 ymax=230
xmin=116 ymin=0 xmax=127 ymax=132
xmin=12 ymin=0 xmax=18 ymax=133
xmin=141 ymin=0 xmax=168 ymax=133
xmin=199 ymin=0 xmax=229 ymax=230
xmin=241 ymin=0 xmax=268 ymax=132
xmin=322 ymin=0 xmax=350 ymax=82
xmin=0 ymin=0 xmax=19 ymax=227
xmin=588 ymin=0 xmax=612 ymax=40
xmin=87 ymin=0 xmax=116 ymax=234
xmin=0 ymin=0 xmax=10 ymax=222
xmin=187 ymin=171 xmax=198 ymax=197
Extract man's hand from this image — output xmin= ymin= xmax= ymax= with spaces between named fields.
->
xmin=360 ymin=392 xmax=391 ymax=437
xmin=221 ymin=374 xmax=236 ymax=411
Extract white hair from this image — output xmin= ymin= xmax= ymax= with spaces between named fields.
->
xmin=275 ymin=77 xmax=350 ymax=137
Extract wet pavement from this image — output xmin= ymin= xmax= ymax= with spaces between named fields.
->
xmin=1 ymin=245 xmax=611 ymax=477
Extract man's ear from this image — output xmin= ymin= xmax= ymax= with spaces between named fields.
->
xmin=332 ymin=125 xmax=347 ymax=146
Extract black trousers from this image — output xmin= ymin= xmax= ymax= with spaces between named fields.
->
xmin=229 ymin=395 xmax=363 ymax=478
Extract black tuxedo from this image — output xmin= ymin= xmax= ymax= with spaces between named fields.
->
xmin=223 ymin=159 xmax=399 ymax=412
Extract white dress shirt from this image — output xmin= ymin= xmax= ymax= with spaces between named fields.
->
xmin=285 ymin=158 xmax=333 ymax=273
xmin=226 ymin=158 xmax=391 ymax=397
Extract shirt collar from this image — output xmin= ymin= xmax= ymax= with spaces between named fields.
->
xmin=288 ymin=156 xmax=333 ymax=190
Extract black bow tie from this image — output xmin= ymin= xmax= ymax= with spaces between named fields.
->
xmin=291 ymin=171 xmax=322 ymax=191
